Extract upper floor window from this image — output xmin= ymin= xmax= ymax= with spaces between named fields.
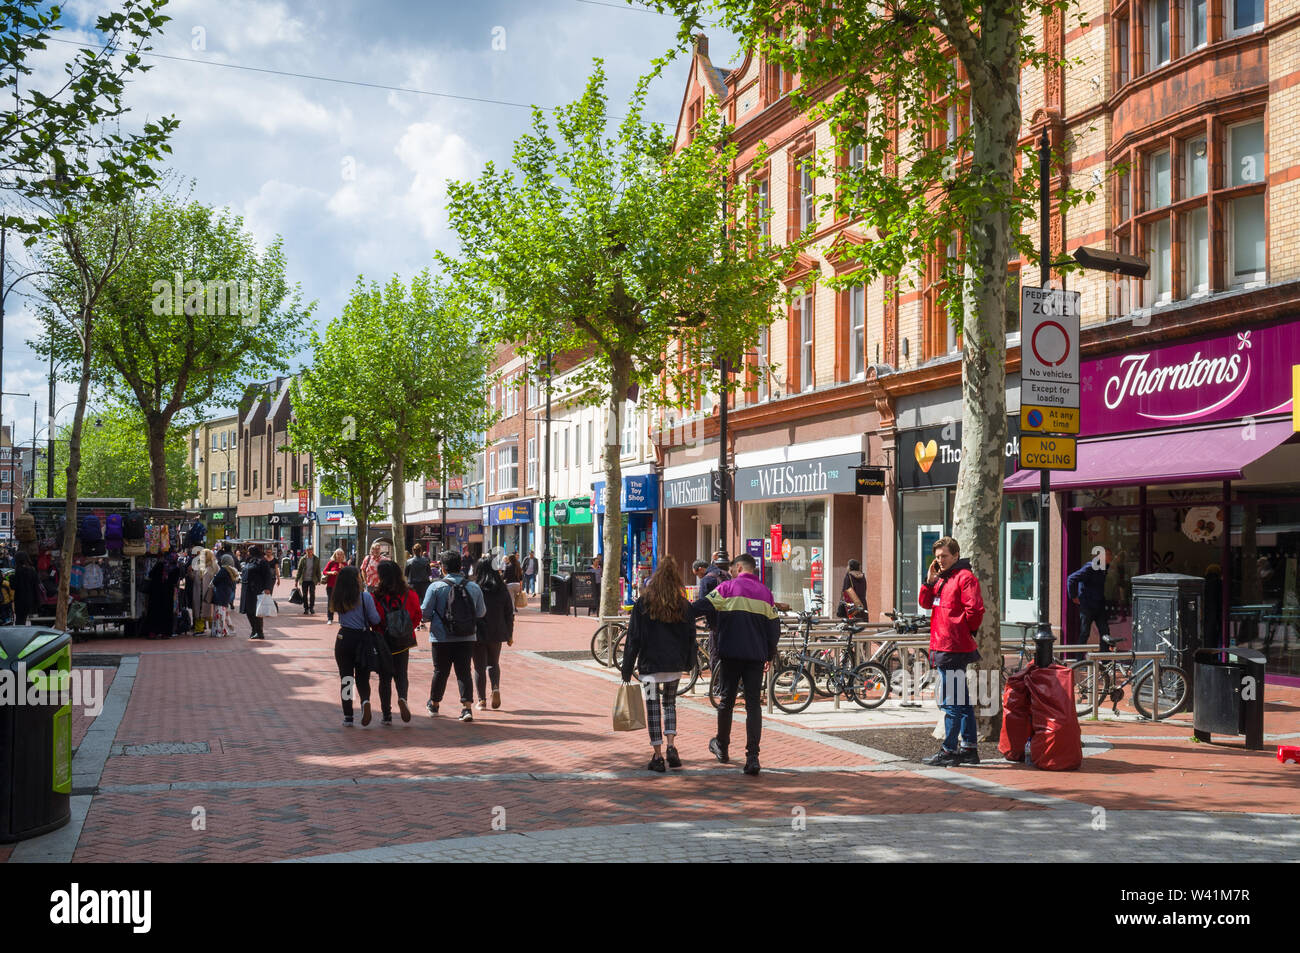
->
xmin=1116 ymin=15 xmax=1130 ymax=88
xmin=1231 ymin=0 xmax=1265 ymax=34
xmin=757 ymin=328 xmax=770 ymax=402
xmin=1147 ymin=0 xmax=1170 ymax=69
xmin=1146 ymin=149 xmax=1171 ymax=209
xmin=621 ymin=401 xmax=638 ymax=457
xmin=1185 ymin=136 xmax=1208 ymax=196
xmin=754 ymin=178 xmax=771 ymax=242
xmin=798 ymin=159 xmax=815 ymax=234
xmin=210 ymin=473 xmax=218 ymax=491
xmin=849 ymin=283 xmax=866 ymax=379
xmin=497 ymin=445 xmax=518 ymax=492
xmin=1184 ymin=0 xmax=1207 ymax=50
xmin=1229 ymin=120 xmax=1264 ymax=187
xmin=220 ymin=431 xmax=228 ymax=450
xmin=527 ymin=437 xmax=537 ymax=488
xmin=211 ymin=433 xmax=219 ymax=450
xmin=798 ymin=292 xmax=814 ymax=391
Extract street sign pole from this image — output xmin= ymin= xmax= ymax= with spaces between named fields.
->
xmin=1036 ymin=131 xmax=1054 ymax=669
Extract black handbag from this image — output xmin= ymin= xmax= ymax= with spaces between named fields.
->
xmin=354 ymin=627 xmax=394 ymax=679
xmin=289 ymin=586 xmax=304 ymax=605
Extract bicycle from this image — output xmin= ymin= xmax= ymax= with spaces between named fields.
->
xmin=876 ymin=610 xmax=934 ymax=696
xmin=1068 ymin=632 xmax=1189 ymax=719
xmin=589 ymin=618 xmax=627 ymax=667
xmin=769 ymin=617 xmax=891 ymax=713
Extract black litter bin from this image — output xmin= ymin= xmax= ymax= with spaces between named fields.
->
xmin=0 ymin=626 xmax=73 ymax=842
xmin=549 ymin=573 xmax=571 ymax=615
xmin=1192 ymin=647 xmax=1266 ymax=750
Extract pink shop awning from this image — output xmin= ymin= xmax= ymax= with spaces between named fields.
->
xmin=1004 ymin=420 xmax=1296 ymax=492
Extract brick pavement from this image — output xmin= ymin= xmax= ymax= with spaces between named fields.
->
xmin=0 ymin=603 xmax=1290 ymax=862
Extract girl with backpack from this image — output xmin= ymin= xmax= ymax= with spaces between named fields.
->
xmin=332 ymin=565 xmax=382 ymax=726
xmin=619 ymin=555 xmax=698 ymax=772
xmin=472 ymin=557 xmax=514 ymax=711
xmin=373 ymin=560 xmax=422 ymax=725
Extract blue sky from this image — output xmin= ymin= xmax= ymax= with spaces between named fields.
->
xmin=4 ymin=0 xmax=740 ymax=442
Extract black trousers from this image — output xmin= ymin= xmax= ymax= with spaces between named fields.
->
xmin=301 ymin=581 xmax=316 ymax=612
xmin=379 ymin=649 xmax=411 ymax=716
xmin=715 ymin=659 xmax=765 ymax=760
xmin=245 ymin=609 xmax=264 ymax=637
xmin=1080 ymin=606 xmax=1111 ymax=647
xmin=334 ymin=627 xmax=372 ymax=718
xmin=430 ymin=641 xmax=475 ymax=708
xmin=472 ymin=640 xmax=504 ymax=700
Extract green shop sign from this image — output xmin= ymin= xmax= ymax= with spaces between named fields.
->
xmin=543 ymin=498 xmax=593 ymax=526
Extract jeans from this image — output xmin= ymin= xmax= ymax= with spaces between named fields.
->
xmin=472 ymin=640 xmax=503 ymax=700
xmin=379 ymin=649 xmax=411 ymax=716
xmin=714 ymin=659 xmax=765 ymax=760
xmin=935 ymin=665 xmax=978 ymax=752
xmin=334 ymin=627 xmax=372 ymax=718
xmin=301 ymin=580 xmax=316 ymax=612
xmin=523 ymin=573 xmax=536 ymax=595
xmin=430 ymin=641 xmax=475 ymax=708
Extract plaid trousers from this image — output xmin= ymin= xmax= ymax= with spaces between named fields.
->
xmin=642 ymin=677 xmax=680 ymax=747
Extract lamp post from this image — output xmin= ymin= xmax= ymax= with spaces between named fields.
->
xmin=715 ymin=356 xmax=730 ymax=567
xmin=541 ymin=350 xmax=553 ymax=612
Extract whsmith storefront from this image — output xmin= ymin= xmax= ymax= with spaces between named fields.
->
xmin=1005 ymin=318 xmax=1300 ymax=682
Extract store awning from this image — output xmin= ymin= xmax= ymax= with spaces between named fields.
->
xmin=1004 ymin=421 xmax=1295 ymax=492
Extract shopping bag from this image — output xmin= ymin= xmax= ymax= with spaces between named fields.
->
xmin=510 ymin=582 xmax=526 ymax=610
xmin=255 ymin=593 xmax=278 ymax=618
xmin=612 ymin=681 xmax=646 ymax=732
xmin=289 ymin=586 xmax=304 ymax=605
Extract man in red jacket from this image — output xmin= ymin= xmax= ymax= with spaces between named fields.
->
xmin=917 ymin=536 xmax=985 ymax=766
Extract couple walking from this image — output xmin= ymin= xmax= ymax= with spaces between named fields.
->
xmin=620 ymin=552 xmax=780 ymax=776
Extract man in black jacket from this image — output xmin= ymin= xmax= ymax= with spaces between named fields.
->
xmin=240 ymin=545 xmax=277 ymax=640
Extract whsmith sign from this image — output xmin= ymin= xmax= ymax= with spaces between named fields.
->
xmin=663 ymin=472 xmax=718 ymax=509
xmin=734 ymin=453 xmax=861 ymax=501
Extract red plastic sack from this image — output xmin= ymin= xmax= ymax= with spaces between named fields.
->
xmin=998 ymin=667 xmax=1032 ymax=761
xmin=1025 ymin=664 xmax=1082 ymax=771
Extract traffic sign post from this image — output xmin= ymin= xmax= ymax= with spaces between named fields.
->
xmin=1019 ymin=435 xmax=1078 ymax=470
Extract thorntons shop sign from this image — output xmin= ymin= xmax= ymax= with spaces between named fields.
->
xmin=735 ymin=452 xmax=861 ymax=501
xmin=1081 ymin=322 xmax=1298 ymax=437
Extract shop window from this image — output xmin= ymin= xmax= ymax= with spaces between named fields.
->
xmin=900 ymin=490 xmax=946 ymax=613
xmin=1230 ymin=193 xmax=1266 ymax=287
xmin=1144 ymin=218 xmax=1172 ymax=306
xmin=1147 ymin=0 xmax=1170 ymax=69
xmin=1229 ymin=120 xmax=1264 ymax=187
xmin=1185 ymin=137 xmax=1207 ymax=196
xmin=1183 ymin=0 xmax=1207 ymax=51
xmin=1230 ymin=0 xmax=1265 ymax=34
xmin=741 ymin=500 xmax=826 ymax=608
xmin=1183 ymin=207 xmax=1210 ymax=296
xmin=849 ymin=283 xmax=866 ymax=379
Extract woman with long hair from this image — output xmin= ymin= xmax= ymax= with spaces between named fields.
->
xmin=373 ymin=559 xmax=422 ymax=725
xmin=239 ymin=544 xmax=277 ymax=640
xmin=619 ymin=555 xmax=697 ymax=772
xmin=332 ymin=565 xmax=381 ymax=726
xmin=472 ymin=556 xmax=514 ymax=711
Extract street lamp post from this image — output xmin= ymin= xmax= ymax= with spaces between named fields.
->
xmin=716 ymin=357 xmax=730 ymax=567
xmin=541 ymin=351 xmax=553 ymax=613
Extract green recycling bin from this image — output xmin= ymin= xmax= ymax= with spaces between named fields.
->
xmin=0 ymin=626 xmax=73 ymax=842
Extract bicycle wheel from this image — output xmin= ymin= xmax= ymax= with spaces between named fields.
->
xmin=589 ymin=622 xmax=625 ymax=666
xmin=848 ymin=662 xmax=891 ymax=709
xmin=1132 ymin=665 xmax=1188 ymax=720
xmin=771 ymin=665 xmax=816 ymax=713
xmin=887 ymin=650 xmax=931 ymax=697
xmin=1068 ymin=660 xmax=1106 ymax=715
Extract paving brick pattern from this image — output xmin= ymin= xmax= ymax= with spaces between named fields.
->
xmin=6 ymin=605 xmax=1286 ymax=862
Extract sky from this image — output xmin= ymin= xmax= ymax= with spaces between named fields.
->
xmin=2 ymin=0 xmax=742 ymax=448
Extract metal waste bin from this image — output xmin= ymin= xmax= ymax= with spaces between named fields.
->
xmin=0 ymin=627 xmax=73 ymax=842
xmin=548 ymin=573 xmax=571 ymax=615
xmin=1131 ymin=573 xmax=1203 ymax=712
xmin=1192 ymin=647 xmax=1266 ymax=750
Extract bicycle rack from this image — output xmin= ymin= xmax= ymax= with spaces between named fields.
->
xmin=1081 ymin=650 xmax=1169 ymax=721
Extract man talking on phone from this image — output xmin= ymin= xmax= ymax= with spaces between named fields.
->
xmin=917 ymin=536 xmax=985 ymax=766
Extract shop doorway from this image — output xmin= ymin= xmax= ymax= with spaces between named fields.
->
xmin=1004 ymin=522 xmax=1038 ymax=624
xmin=1068 ymin=507 xmax=1141 ymax=648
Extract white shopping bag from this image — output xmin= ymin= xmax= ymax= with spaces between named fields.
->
xmin=255 ymin=593 xmax=278 ymax=618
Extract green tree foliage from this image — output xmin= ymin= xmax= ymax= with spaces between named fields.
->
xmin=36 ymin=193 xmax=312 ymax=507
xmin=40 ymin=405 xmax=195 ymax=507
xmin=441 ymin=62 xmax=796 ymax=614
xmin=2 ymin=0 xmax=178 ymax=236
xmin=656 ymin=1 xmax=1096 ymax=734
xmin=288 ymin=272 xmax=493 ymax=561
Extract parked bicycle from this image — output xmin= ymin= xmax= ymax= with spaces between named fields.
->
xmin=877 ymin=610 xmax=934 ymax=695
xmin=1068 ymin=631 xmax=1189 ymax=719
xmin=589 ymin=618 xmax=627 ymax=667
xmin=769 ymin=612 xmax=891 ymax=713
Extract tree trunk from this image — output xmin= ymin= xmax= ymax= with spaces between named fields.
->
xmin=57 ymin=307 xmax=96 ymax=631
xmin=146 ymin=413 xmax=169 ymax=508
xmin=951 ymin=14 xmax=1020 ymax=740
xmin=598 ymin=357 xmax=631 ymax=617
xmin=391 ymin=452 xmax=406 ymax=566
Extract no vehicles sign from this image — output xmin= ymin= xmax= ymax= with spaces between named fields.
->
xmin=1021 ymin=286 xmax=1081 ymax=410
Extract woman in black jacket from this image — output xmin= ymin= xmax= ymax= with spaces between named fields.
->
xmin=472 ymin=557 xmax=514 ymax=711
xmin=620 ymin=555 xmax=697 ymax=772
xmin=12 ymin=551 xmax=41 ymax=625
xmin=239 ymin=544 xmax=277 ymax=640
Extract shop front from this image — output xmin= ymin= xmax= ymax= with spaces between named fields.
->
xmin=661 ymin=465 xmax=720 ymax=577
xmin=1005 ymin=318 xmax=1300 ymax=682
xmin=734 ymin=446 xmax=863 ymax=610
xmin=896 ymin=416 xmax=1025 ymax=631
xmin=318 ymin=506 xmax=357 ymax=559
xmin=540 ymin=497 xmax=595 ymax=572
xmin=488 ymin=499 xmax=534 ymax=556
xmin=594 ymin=474 xmax=659 ymax=591
xmin=201 ymin=507 xmax=233 ymax=544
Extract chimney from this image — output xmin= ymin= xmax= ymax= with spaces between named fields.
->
xmin=694 ymin=33 xmax=708 ymax=58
